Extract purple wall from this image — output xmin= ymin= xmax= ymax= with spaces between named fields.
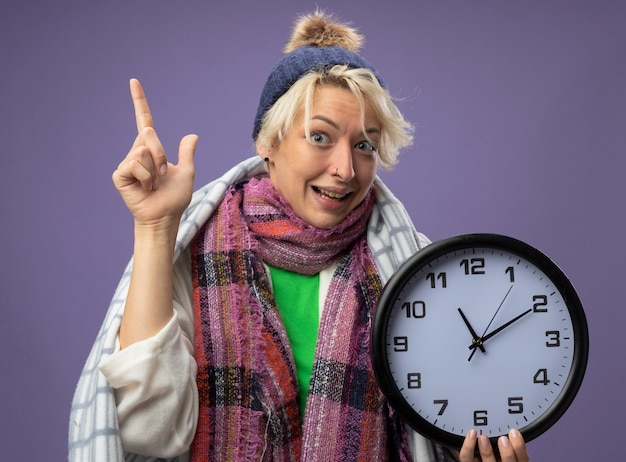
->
xmin=1 ymin=1 xmax=624 ymax=459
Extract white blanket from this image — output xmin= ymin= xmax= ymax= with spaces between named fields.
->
xmin=68 ymin=156 xmax=448 ymax=461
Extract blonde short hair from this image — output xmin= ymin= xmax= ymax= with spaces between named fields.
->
xmin=255 ymin=65 xmax=413 ymax=170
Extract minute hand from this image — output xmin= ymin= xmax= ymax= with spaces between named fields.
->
xmin=468 ymin=308 xmax=533 ymax=351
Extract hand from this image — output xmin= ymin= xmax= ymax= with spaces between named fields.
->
xmin=468 ymin=309 xmax=532 ymax=354
xmin=458 ymin=308 xmax=485 ymax=355
xmin=112 ymin=78 xmax=198 ymax=230
xmin=468 ymin=285 xmax=513 ymax=361
xmin=459 ymin=429 xmax=529 ymax=462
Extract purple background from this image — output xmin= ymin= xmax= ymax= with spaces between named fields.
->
xmin=1 ymin=1 xmax=624 ymax=460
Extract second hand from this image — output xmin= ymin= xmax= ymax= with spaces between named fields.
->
xmin=468 ymin=284 xmax=514 ymax=361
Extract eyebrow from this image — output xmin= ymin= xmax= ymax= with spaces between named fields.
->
xmin=311 ymin=115 xmax=381 ymax=136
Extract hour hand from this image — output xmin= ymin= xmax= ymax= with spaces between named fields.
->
xmin=457 ymin=308 xmax=485 ymax=353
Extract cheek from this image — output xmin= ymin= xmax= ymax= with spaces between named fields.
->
xmin=282 ymin=158 xmax=324 ymax=189
xmin=356 ymin=160 xmax=378 ymax=188
xmin=270 ymin=163 xmax=309 ymax=202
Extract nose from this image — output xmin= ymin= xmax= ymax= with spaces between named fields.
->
xmin=331 ymin=141 xmax=355 ymax=181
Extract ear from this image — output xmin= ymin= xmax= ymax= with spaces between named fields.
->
xmin=256 ymin=141 xmax=270 ymax=160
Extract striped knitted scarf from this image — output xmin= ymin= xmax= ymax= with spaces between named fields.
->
xmin=190 ymin=176 xmax=410 ymax=461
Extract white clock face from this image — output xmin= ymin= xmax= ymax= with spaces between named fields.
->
xmin=374 ymin=236 xmax=587 ymax=448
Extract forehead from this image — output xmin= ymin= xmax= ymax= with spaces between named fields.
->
xmin=306 ymin=84 xmax=379 ymax=126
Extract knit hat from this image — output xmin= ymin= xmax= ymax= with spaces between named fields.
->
xmin=252 ymin=11 xmax=385 ymax=140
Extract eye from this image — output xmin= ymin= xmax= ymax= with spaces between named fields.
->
xmin=354 ymin=140 xmax=378 ymax=152
xmin=310 ymin=132 xmax=330 ymax=144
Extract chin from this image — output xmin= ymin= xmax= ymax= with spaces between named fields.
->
xmin=305 ymin=215 xmax=346 ymax=230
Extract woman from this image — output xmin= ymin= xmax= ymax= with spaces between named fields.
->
xmin=69 ymin=11 xmax=529 ymax=462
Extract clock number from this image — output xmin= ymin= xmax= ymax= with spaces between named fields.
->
xmin=407 ymin=373 xmax=422 ymax=389
xmin=533 ymin=368 xmax=550 ymax=386
xmin=545 ymin=330 xmax=561 ymax=347
xmin=402 ymin=301 xmax=426 ymax=318
xmin=533 ymin=295 xmax=548 ymax=312
xmin=505 ymin=266 xmax=515 ymax=282
xmin=434 ymin=399 xmax=448 ymax=416
xmin=473 ymin=410 xmax=488 ymax=426
xmin=393 ymin=336 xmax=408 ymax=352
xmin=426 ymin=272 xmax=447 ymax=288
xmin=507 ymin=397 xmax=524 ymax=414
xmin=460 ymin=258 xmax=486 ymax=275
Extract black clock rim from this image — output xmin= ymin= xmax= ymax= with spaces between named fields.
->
xmin=371 ymin=233 xmax=589 ymax=451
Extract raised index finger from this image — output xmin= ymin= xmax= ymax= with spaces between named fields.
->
xmin=130 ymin=78 xmax=154 ymax=133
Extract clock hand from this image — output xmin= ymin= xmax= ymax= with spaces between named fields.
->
xmin=468 ymin=285 xmax=514 ymax=361
xmin=457 ymin=308 xmax=485 ymax=353
xmin=468 ymin=308 xmax=533 ymax=352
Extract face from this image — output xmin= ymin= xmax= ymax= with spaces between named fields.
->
xmin=258 ymin=85 xmax=380 ymax=229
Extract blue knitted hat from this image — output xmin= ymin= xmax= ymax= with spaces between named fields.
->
xmin=252 ymin=12 xmax=385 ymax=140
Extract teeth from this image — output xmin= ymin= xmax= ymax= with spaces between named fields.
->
xmin=317 ymin=188 xmax=347 ymax=200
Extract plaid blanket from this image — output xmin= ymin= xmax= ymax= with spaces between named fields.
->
xmin=68 ymin=156 xmax=444 ymax=461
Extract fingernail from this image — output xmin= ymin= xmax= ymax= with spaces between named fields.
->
xmin=509 ymin=428 xmax=520 ymax=439
xmin=479 ymin=435 xmax=490 ymax=449
xmin=467 ymin=429 xmax=477 ymax=439
xmin=160 ymin=164 xmax=167 ymax=175
xmin=499 ymin=435 xmax=510 ymax=448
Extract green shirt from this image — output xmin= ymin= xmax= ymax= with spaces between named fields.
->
xmin=267 ymin=265 xmax=320 ymax=415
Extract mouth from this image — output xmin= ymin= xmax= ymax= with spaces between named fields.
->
xmin=313 ymin=186 xmax=351 ymax=202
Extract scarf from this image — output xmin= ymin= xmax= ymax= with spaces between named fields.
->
xmin=69 ymin=157 xmax=442 ymax=462
xmin=190 ymin=176 xmax=410 ymax=461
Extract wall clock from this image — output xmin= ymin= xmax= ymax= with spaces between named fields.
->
xmin=372 ymin=233 xmax=589 ymax=451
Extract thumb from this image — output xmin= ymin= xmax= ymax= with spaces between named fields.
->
xmin=177 ymin=134 xmax=198 ymax=172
